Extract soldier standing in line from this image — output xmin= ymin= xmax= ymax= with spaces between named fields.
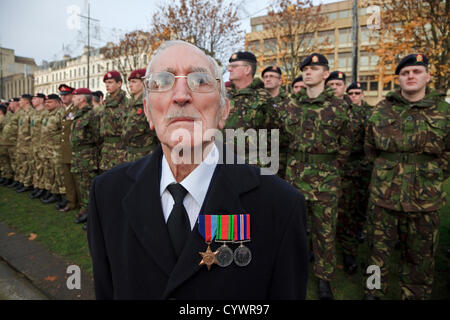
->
xmin=28 ymin=94 xmax=48 ymax=199
xmin=15 ymin=94 xmax=34 ymax=193
xmin=325 ymin=71 xmax=347 ymax=99
xmin=99 ymin=70 xmax=128 ymax=173
xmin=4 ymin=98 xmax=20 ymax=188
xmin=292 ymin=76 xmax=307 ymax=95
xmin=0 ymin=104 xmax=9 ymax=184
xmin=122 ymin=68 xmax=158 ymax=162
xmin=364 ymin=54 xmax=449 ymax=300
xmin=58 ymin=84 xmax=81 ymax=212
xmin=280 ymin=53 xmax=352 ymax=300
xmin=92 ymin=90 xmax=104 ymax=113
xmin=70 ymin=88 xmax=101 ymax=231
xmin=40 ymin=94 xmax=65 ymax=204
xmin=226 ymin=52 xmax=281 ymax=175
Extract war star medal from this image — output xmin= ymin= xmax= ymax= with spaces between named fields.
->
xmin=199 ymin=244 xmax=218 ymax=271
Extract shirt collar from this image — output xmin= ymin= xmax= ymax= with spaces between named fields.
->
xmin=160 ymin=144 xmax=219 ymax=207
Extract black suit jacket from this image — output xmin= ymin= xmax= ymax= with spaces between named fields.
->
xmin=87 ymin=144 xmax=308 ymax=299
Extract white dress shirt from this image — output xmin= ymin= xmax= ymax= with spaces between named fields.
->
xmin=160 ymin=144 xmax=219 ymax=230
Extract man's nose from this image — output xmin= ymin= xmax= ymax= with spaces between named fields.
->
xmin=172 ymin=77 xmax=192 ymax=106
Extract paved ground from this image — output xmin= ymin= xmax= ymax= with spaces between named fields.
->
xmin=0 ymin=222 xmax=95 ymax=300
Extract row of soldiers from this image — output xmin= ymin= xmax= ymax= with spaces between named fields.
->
xmin=225 ymin=51 xmax=448 ymax=300
xmin=0 ymin=69 xmax=159 ymax=230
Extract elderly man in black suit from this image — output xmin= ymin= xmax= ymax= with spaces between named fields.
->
xmin=87 ymin=40 xmax=308 ymax=300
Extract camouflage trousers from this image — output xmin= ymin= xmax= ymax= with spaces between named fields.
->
xmin=0 ymin=145 xmax=13 ymax=179
xmin=365 ymin=204 xmax=440 ymax=299
xmin=99 ymin=142 xmax=126 ymax=171
xmin=73 ymin=170 xmax=97 ymax=211
xmin=8 ymin=147 xmax=17 ymax=180
xmin=308 ymin=200 xmax=338 ymax=281
xmin=337 ymin=169 xmax=371 ymax=256
xmin=32 ymin=149 xmax=45 ymax=189
xmin=43 ymin=156 xmax=65 ymax=194
xmin=15 ymin=150 xmax=33 ymax=187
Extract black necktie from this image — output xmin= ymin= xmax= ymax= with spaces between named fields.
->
xmin=167 ymin=183 xmax=190 ymax=257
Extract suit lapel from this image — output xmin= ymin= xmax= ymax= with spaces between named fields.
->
xmin=122 ymin=145 xmax=177 ymax=277
xmin=162 ymin=158 xmax=260 ymax=299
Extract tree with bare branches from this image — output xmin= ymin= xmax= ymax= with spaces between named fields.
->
xmin=246 ymin=0 xmax=329 ymax=84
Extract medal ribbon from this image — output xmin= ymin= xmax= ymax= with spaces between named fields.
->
xmin=198 ymin=215 xmax=217 ymax=243
xmin=216 ymin=215 xmax=235 ymax=241
xmin=234 ymin=214 xmax=250 ymax=241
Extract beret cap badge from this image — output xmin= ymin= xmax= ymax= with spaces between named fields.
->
xmin=312 ymin=55 xmax=319 ymax=63
xmin=416 ymin=54 xmax=423 ymax=62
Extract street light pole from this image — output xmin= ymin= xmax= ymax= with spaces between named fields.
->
xmin=351 ymin=0 xmax=359 ymax=83
xmin=78 ymin=2 xmax=99 ymax=89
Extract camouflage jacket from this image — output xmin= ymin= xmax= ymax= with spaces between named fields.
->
xmin=1 ymin=111 xmax=19 ymax=146
xmin=0 ymin=116 xmax=5 ymax=145
xmin=272 ymin=87 xmax=288 ymax=109
xmin=41 ymin=107 xmax=64 ymax=157
xmin=226 ymin=78 xmax=274 ymax=130
xmin=30 ymin=108 xmax=47 ymax=152
xmin=121 ymin=93 xmax=158 ymax=161
xmin=280 ymin=86 xmax=352 ymax=202
xmin=17 ymin=107 xmax=33 ymax=151
xmin=100 ymin=89 xmax=128 ymax=170
xmin=70 ymin=104 xmax=101 ymax=173
xmin=365 ymin=88 xmax=449 ymax=212
xmin=341 ymin=95 xmax=373 ymax=175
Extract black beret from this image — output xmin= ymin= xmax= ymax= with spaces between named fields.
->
xmin=262 ymin=66 xmax=282 ymax=78
xmin=33 ymin=93 xmax=46 ymax=99
xmin=229 ymin=51 xmax=257 ymax=64
xmin=92 ymin=91 xmax=104 ymax=98
xmin=300 ymin=53 xmax=328 ymax=71
xmin=346 ymin=81 xmax=363 ymax=93
xmin=291 ymin=76 xmax=303 ymax=87
xmin=395 ymin=54 xmax=429 ymax=75
xmin=21 ymin=94 xmax=32 ymax=100
xmin=326 ymin=71 xmax=346 ymax=84
xmin=10 ymin=98 xmax=20 ymax=102
xmin=46 ymin=94 xmax=62 ymax=101
xmin=0 ymin=104 xmax=6 ymax=115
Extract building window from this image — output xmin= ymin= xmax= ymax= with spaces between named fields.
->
xmin=338 ymin=10 xmax=350 ymax=19
xmin=328 ymin=12 xmax=337 ymax=20
xmin=327 ymin=54 xmax=335 ymax=69
xmin=360 ymin=75 xmax=376 ymax=91
xmin=97 ymin=78 xmax=99 ymax=88
xmin=252 ymin=24 xmax=263 ymax=32
xmin=83 ymin=67 xmax=86 ymax=76
xmin=338 ymin=52 xmax=352 ymax=69
xmin=298 ymin=33 xmax=314 ymax=47
xmin=317 ymin=30 xmax=334 ymax=47
xmin=106 ymin=62 xmax=109 ymax=71
xmin=248 ymin=40 xmax=261 ymax=55
xmin=339 ymin=28 xmax=351 ymax=45
xmin=263 ymin=38 xmax=277 ymax=55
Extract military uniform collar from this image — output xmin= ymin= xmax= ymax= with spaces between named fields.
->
xmin=387 ymin=87 xmax=439 ymax=108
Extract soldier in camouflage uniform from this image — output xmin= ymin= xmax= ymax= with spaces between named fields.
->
xmin=226 ymin=52 xmax=280 ymax=175
xmin=122 ymin=69 xmax=158 ymax=162
xmin=336 ymin=81 xmax=373 ymax=274
xmin=0 ymin=104 xmax=9 ymax=184
xmin=4 ymin=98 xmax=20 ymax=188
xmin=15 ymin=94 xmax=34 ymax=193
xmin=279 ymin=53 xmax=352 ymax=300
xmin=70 ymin=88 xmax=101 ymax=230
xmin=364 ymin=54 xmax=449 ymax=300
xmin=28 ymin=94 xmax=48 ymax=198
xmin=99 ymin=70 xmax=128 ymax=172
xmin=40 ymin=94 xmax=65 ymax=204
xmin=92 ymin=91 xmax=105 ymax=115
xmin=292 ymin=76 xmax=307 ymax=95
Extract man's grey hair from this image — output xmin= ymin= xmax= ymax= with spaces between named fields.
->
xmin=144 ymin=40 xmax=226 ymax=108
xmin=81 ymin=94 xmax=92 ymax=104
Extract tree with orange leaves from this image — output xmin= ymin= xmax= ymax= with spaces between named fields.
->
xmin=364 ymin=0 xmax=449 ymax=91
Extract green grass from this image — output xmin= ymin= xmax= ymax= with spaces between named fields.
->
xmin=0 ymin=188 xmax=92 ymax=275
xmin=0 ymin=180 xmax=449 ymax=300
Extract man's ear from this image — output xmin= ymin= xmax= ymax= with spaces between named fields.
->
xmin=143 ymin=98 xmax=154 ymax=130
xmin=218 ymin=98 xmax=230 ymax=130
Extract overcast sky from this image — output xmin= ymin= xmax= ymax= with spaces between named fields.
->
xmin=0 ymin=0 xmax=337 ymax=66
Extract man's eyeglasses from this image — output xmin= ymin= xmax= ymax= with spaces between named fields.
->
xmin=143 ymin=71 xmax=220 ymax=93
xmin=348 ymin=91 xmax=362 ymax=96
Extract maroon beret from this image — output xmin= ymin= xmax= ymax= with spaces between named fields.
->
xmin=128 ymin=68 xmax=146 ymax=81
xmin=103 ymin=70 xmax=122 ymax=82
xmin=73 ymin=88 xmax=92 ymax=95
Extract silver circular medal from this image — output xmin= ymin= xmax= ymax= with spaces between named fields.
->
xmin=233 ymin=244 xmax=252 ymax=267
xmin=216 ymin=244 xmax=234 ymax=267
